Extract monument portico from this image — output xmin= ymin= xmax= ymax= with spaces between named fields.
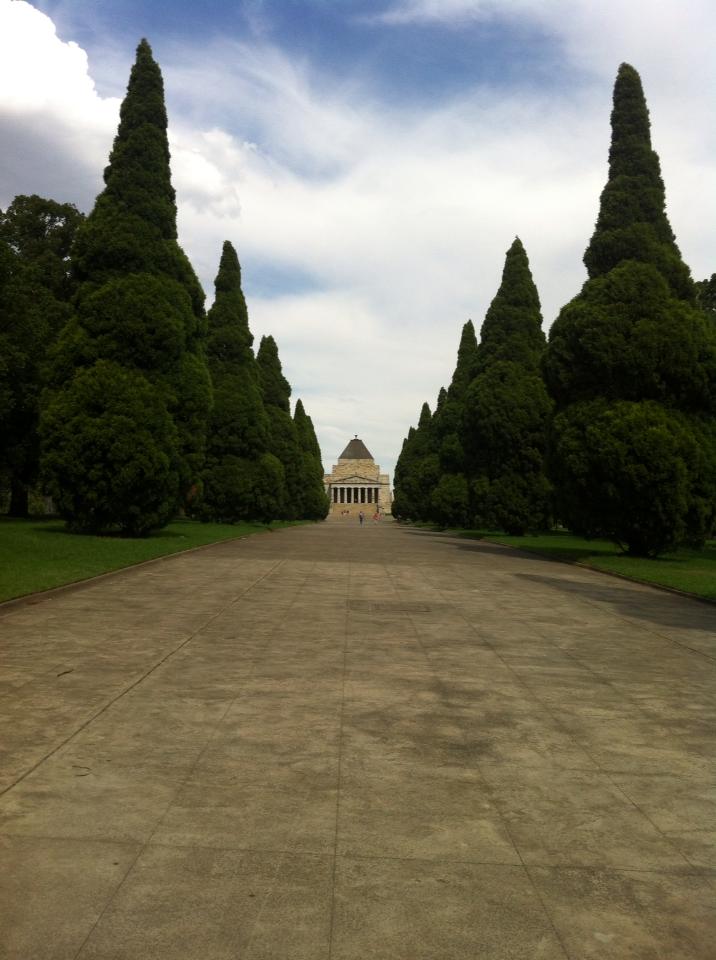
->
xmin=324 ymin=436 xmax=392 ymax=517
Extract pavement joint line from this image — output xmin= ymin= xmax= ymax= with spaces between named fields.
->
xmin=2 ymin=831 xmax=712 ymax=878
xmin=479 ymin=534 xmax=716 ymax=641
xmin=452 ymin=561 xmax=698 ymax=732
xmin=501 ymin=613 xmax=669 ymax=728
xmin=326 ymin=561 xmax=352 ymax=960
xmin=533 ymin=581 xmax=716 ymax=665
xmin=331 ymin=853 xmax=715 ymax=875
xmin=3 ymin=522 xmax=714 ymax=954
xmin=0 ymin=559 xmax=284 ymax=801
xmin=444 ymin=561 xmax=703 ymax=880
xmin=71 ymin=557 xmax=298 ymax=960
xmin=601 ymin=776 xmax=714 ymax=876
xmin=239 ymin=562 xmax=337 ymax=959
xmin=408 ymin=562 xmax=575 ymax=960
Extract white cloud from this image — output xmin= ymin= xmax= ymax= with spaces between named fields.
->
xmin=372 ymin=0 xmax=503 ymax=25
xmin=0 ymin=1 xmax=119 ymax=204
xmin=1 ymin=0 xmax=714 ymax=481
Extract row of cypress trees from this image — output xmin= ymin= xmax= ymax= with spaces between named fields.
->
xmin=198 ymin=242 xmax=327 ymax=525
xmin=393 ymin=237 xmax=551 ymax=536
xmin=393 ymin=64 xmax=716 ymax=556
xmin=1 ymin=40 xmax=328 ymax=534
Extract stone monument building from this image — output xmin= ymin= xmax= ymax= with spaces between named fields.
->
xmin=324 ymin=437 xmax=392 ymax=517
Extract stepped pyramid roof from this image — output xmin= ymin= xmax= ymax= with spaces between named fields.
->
xmin=339 ymin=436 xmax=373 ymax=460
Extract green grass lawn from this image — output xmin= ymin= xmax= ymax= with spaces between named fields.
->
xmin=453 ymin=529 xmax=716 ymax=602
xmin=0 ymin=517 xmax=302 ymax=603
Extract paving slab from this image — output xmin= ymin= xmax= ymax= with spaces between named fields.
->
xmin=1 ymin=520 xmax=715 ymax=958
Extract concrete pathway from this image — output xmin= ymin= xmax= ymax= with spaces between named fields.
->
xmin=1 ymin=520 xmax=714 ymax=959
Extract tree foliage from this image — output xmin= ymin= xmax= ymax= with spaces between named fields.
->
xmin=475 ymin=237 xmax=545 ymax=374
xmin=392 ymin=402 xmax=440 ymax=521
xmin=696 ymin=274 xmax=716 ymax=322
xmin=294 ymin=399 xmax=329 ymax=520
xmin=41 ymin=361 xmax=180 ymax=536
xmin=465 ymin=362 xmax=552 ymax=534
xmin=544 ymin=63 xmax=716 ymax=554
xmin=432 ymin=321 xmax=478 ymax=477
xmin=40 ymin=40 xmax=211 ymax=534
xmin=199 ymin=241 xmax=273 ymax=522
xmin=0 ymin=195 xmax=83 ymax=516
xmin=256 ymin=335 xmax=302 ymax=519
xmin=582 ymin=65 xmax=693 ymax=300
xmin=544 ymin=261 xmax=715 ymax=411
xmin=551 ymin=400 xmax=715 ymax=556
xmin=464 ymin=238 xmax=552 ymax=534
xmin=430 ymin=472 xmax=470 ymax=528
xmin=393 ymin=323 xmax=478 ymax=526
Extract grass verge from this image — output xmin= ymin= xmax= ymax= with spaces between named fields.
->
xmin=450 ymin=529 xmax=716 ymax=602
xmin=0 ymin=517 xmax=302 ymax=603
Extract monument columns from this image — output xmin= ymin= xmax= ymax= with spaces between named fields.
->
xmin=323 ymin=436 xmax=392 ymax=517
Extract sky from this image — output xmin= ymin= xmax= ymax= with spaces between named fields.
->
xmin=1 ymin=1 xmax=715 ymax=480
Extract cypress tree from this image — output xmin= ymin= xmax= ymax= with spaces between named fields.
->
xmin=200 ymin=241 xmax=282 ymax=522
xmin=415 ymin=401 xmax=441 ymax=521
xmin=433 ymin=322 xmax=479 ymax=466
xmin=41 ymin=40 xmax=212 ymax=534
xmin=0 ymin=241 xmax=16 ymax=487
xmin=696 ymin=274 xmax=716 ymax=322
xmin=428 ymin=321 xmax=478 ymax=526
xmin=392 ymin=402 xmax=440 ymax=522
xmin=390 ymin=432 xmax=413 ymax=521
xmin=0 ymin=196 xmax=83 ymax=516
xmin=463 ymin=238 xmax=552 ymax=534
xmin=293 ymin=399 xmax=329 ymax=519
xmin=543 ymin=64 xmax=716 ymax=555
xmin=256 ymin=335 xmax=300 ymax=519
xmin=433 ymin=322 xmax=479 ymax=472
xmin=475 ymin=238 xmax=546 ymax=374
xmin=582 ymin=65 xmax=692 ymax=299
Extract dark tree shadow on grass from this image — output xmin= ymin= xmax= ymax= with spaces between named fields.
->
xmin=34 ymin=526 xmax=187 ymax=540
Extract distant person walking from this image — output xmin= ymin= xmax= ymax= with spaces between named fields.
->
xmin=359 ymin=511 xmax=365 ymax=526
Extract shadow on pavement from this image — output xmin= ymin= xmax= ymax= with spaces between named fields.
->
xmin=515 ymin=571 xmax=716 ymax=636
xmin=400 ymin=527 xmax=716 ymax=635
xmin=398 ymin=528 xmax=563 ymax=562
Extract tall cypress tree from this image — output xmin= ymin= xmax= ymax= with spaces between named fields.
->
xmin=433 ymin=322 xmax=479 ymax=467
xmin=392 ymin=402 xmax=440 ymax=522
xmin=200 ymin=241 xmax=282 ymax=522
xmin=428 ymin=321 xmax=478 ymax=526
xmin=293 ymin=399 xmax=329 ymax=519
xmin=433 ymin=321 xmax=479 ymax=472
xmin=41 ymin=40 xmax=212 ymax=534
xmin=475 ymin=238 xmax=546 ymax=374
xmin=696 ymin=274 xmax=716 ymax=322
xmin=543 ymin=64 xmax=716 ymax=555
xmin=582 ymin=65 xmax=692 ymax=299
xmin=463 ymin=238 xmax=552 ymax=534
xmin=0 ymin=241 xmax=16 ymax=489
xmin=392 ymin=428 xmax=416 ymax=521
xmin=256 ymin=335 xmax=300 ymax=519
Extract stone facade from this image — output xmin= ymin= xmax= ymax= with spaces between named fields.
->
xmin=324 ymin=437 xmax=392 ymax=517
